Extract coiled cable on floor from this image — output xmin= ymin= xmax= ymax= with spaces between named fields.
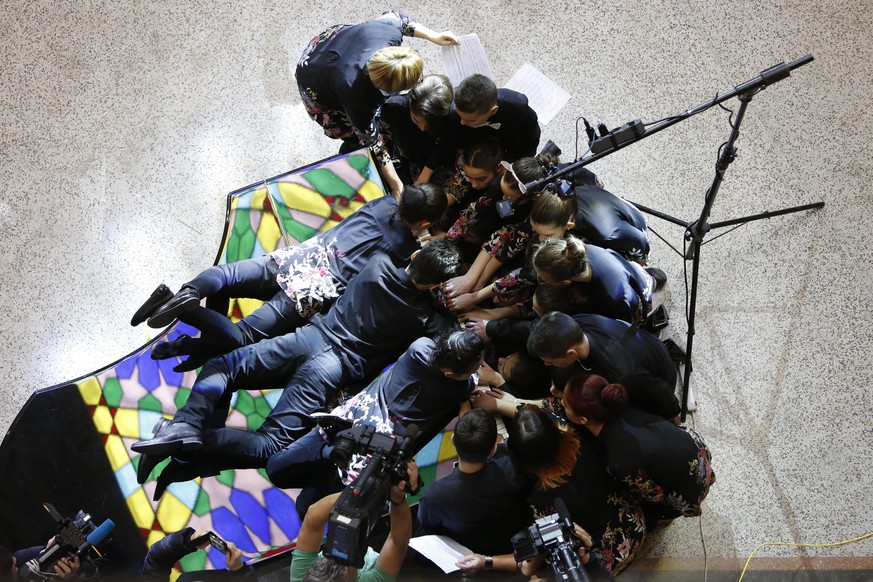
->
xmin=737 ymin=531 xmax=873 ymax=581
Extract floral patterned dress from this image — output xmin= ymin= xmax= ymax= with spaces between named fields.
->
xmin=271 ymin=239 xmax=343 ymax=319
xmin=326 ymin=337 xmax=475 ymax=483
xmin=444 ymin=173 xmax=504 ymax=244
xmin=269 ymin=195 xmax=420 ymax=319
xmin=599 ymin=407 xmax=716 ymax=520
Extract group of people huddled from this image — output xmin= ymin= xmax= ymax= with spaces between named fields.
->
xmin=125 ymin=11 xmax=715 ymax=581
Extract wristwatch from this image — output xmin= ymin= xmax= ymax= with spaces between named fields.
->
xmin=484 ymin=555 xmax=493 ymax=569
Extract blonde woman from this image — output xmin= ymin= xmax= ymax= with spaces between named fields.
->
xmin=296 ymin=12 xmax=458 ymax=196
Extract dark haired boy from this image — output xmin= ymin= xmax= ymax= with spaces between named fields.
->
xmin=450 ymin=73 xmax=540 ymax=163
xmin=416 ymin=409 xmax=533 ymax=559
xmin=528 ymin=311 xmax=679 ymax=419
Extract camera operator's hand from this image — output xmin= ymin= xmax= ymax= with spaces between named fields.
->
xmin=456 ymin=553 xmax=488 ymax=573
xmin=53 ymin=555 xmax=80 ymax=580
xmin=224 ymin=541 xmax=244 ymax=572
xmin=572 ymin=523 xmax=593 ymax=565
xmin=190 ymin=528 xmax=211 ymax=550
xmin=391 ymin=460 xmax=420 ymax=503
xmin=377 ymin=461 xmax=419 ymax=579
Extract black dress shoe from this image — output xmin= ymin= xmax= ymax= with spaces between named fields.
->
xmin=135 ymin=418 xmax=171 ymax=483
xmin=131 ymin=284 xmax=174 ymax=326
xmin=153 ymin=459 xmax=194 ymax=501
xmin=645 ymin=266 xmax=668 ymax=291
xmin=131 ymin=420 xmax=202 ymax=456
xmin=147 ymin=287 xmax=201 ymax=329
xmin=644 ymin=304 xmax=670 ymax=335
xmin=153 ymin=457 xmax=220 ymax=501
xmin=136 ymin=453 xmax=167 ymax=485
xmin=150 ymin=335 xmax=191 ymax=360
xmin=173 ymin=353 xmax=210 ymax=373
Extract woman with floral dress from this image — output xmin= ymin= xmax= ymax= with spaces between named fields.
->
xmin=442 ymin=153 xmax=559 ymax=309
xmin=562 ymin=372 xmax=716 ymax=524
xmin=296 ymin=11 xmax=459 ymax=196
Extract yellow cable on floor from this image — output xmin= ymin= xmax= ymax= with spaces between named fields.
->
xmin=738 ymin=531 xmax=873 ymax=581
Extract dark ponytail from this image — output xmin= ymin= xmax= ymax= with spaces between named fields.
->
xmin=398 ymin=183 xmax=448 ymax=225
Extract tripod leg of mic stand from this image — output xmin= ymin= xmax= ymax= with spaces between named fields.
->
xmin=680 ymin=238 xmax=703 ymax=422
xmin=686 ymin=381 xmax=697 ymax=412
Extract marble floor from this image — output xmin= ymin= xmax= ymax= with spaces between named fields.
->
xmin=2 ymin=0 xmax=872 ymax=575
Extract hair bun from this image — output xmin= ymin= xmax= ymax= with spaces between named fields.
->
xmin=602 ymin=383 xmax=629 ymax=408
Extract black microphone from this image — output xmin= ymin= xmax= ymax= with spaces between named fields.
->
xmin=397 ymin=423 xmax=419 ymax=457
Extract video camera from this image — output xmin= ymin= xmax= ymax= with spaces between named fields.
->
xmin=323 ymin=423 xmax=419 ymax=568
xmin=511 ymin=498 xmax=589 ymax=582
xmin=22 ymin=502 xmax=115 ymax=580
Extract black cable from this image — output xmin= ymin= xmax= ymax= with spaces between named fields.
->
xmin=689 ymin=414 xmax=709 ymax=582
xmin=682 ymin=231 xmax=691 ymax=326
xmin=716 ymin=141 xmax=729 ymax=166
xmin=647 ymin=91 xmax=722 ymax=125
xmin=574 ymin=116 xmax=584 ymax=161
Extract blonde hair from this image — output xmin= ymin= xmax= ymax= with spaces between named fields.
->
xmin=367 ymin=46 xmax=423 ymax=93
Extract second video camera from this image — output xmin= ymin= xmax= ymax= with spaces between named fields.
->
xmin=324 ymin=423 xmax=419 ymax=568
xmin=511 ymin=498 xmax=589 ymax=582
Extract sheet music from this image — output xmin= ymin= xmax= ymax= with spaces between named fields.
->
xmin=504 ymin=62 xmax=571 ymax=125
xmin=441 ymin=34 xmax=494 ymax=86
xmin=409 ymin=535 xmax=473 ymax=573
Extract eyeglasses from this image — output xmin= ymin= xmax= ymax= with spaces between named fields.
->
xmin=499 ymin=160 xmax=527 ymax=194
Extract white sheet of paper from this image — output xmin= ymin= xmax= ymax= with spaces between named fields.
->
xmin=409 ymin=535 xmax=473 ymax=573
xmin=441 ymin=34 xmax=494 ymax=86
xmin=504 ymin=62 xmax=572 ymax=125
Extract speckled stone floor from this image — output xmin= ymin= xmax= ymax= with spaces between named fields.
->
xmin=2 ymin=0 xmax=871 ymax=576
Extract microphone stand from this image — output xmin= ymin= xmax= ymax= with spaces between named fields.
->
xmin=524 ymin=55 xmax=824 ymax=421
